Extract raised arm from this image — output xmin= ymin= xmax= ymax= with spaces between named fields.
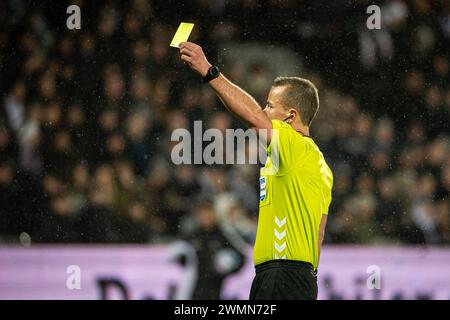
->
xmin=179 ymin=42 xmax=272 ymax=142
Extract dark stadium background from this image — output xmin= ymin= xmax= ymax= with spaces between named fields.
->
xmin=0 ymin=0 xmax=449 ymax=300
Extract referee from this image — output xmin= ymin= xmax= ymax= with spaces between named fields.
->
xmin=179 ymin=42 xmax=333 ymax=300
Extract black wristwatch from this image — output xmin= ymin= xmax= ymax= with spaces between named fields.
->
xmin=202 ymin=65 xmax=220 ymax=82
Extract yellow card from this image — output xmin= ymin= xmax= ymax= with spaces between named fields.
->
xmin=170 ymin=22 xmax=195 ymax=48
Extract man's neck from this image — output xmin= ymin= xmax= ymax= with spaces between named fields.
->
xmin=292 ymin=123 xmax=310 ymax=137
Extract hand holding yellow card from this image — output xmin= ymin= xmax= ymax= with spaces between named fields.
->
xmin=170 ymin=22 xmax=195 ymax=48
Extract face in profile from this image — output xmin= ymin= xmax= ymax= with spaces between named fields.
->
xmin=263 ymin=86 xmax=287 ymax=121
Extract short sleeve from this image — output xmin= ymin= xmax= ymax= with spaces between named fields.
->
xmin=322 ymin=168 xmax=333 ymax=215
xmin=265 ymin=120 xmax=308 ymax=176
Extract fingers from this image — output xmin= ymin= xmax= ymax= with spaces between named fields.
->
xmin=180 ymin=42 xmax=201 ymax=52
xmin=180 ymin=41 xmax=194 ymax=48
xmin=179 ymin=42 xmax=206 ymax=74
xmin=180 ymin=54 xmax=192 ymax=63
xmin=180 ymin=47 xmax=193 ymax=56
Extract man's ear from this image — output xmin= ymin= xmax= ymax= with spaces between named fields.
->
xmin=287 ymin=108 xmax=298 ymax=123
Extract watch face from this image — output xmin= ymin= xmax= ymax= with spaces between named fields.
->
xmin=203 ymin=66 xmax=220 ymax=82
xmin=211 ymin=66 xmax=219 ymax=77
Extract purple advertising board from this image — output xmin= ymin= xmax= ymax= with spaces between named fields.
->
xmin=0 ymin=245 xmax=449 ymax=300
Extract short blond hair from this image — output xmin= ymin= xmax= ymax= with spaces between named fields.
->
xmin=273 ymin=77 xmax=319 ymax=126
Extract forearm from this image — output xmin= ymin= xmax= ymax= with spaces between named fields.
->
xmin=209 ymin=74 xmax=268 ymax=129
xmin=178 ymin=42 xmax=270 ymax=131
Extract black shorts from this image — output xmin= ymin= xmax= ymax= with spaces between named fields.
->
xmin=249 ymin=259 xmax=318 ymax=300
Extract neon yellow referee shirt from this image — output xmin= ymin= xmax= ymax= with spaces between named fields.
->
xmin=254 ymin=120 xmax=333 ymax=270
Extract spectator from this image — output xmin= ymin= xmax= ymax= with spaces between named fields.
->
xmin=0 ymin=1 xmax=448 ymax=246
xmin=182 ymin=199 xmax=245 ymax=300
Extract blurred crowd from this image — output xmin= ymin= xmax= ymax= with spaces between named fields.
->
xmin=0 ymin=0 xmax=449 ymax=245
